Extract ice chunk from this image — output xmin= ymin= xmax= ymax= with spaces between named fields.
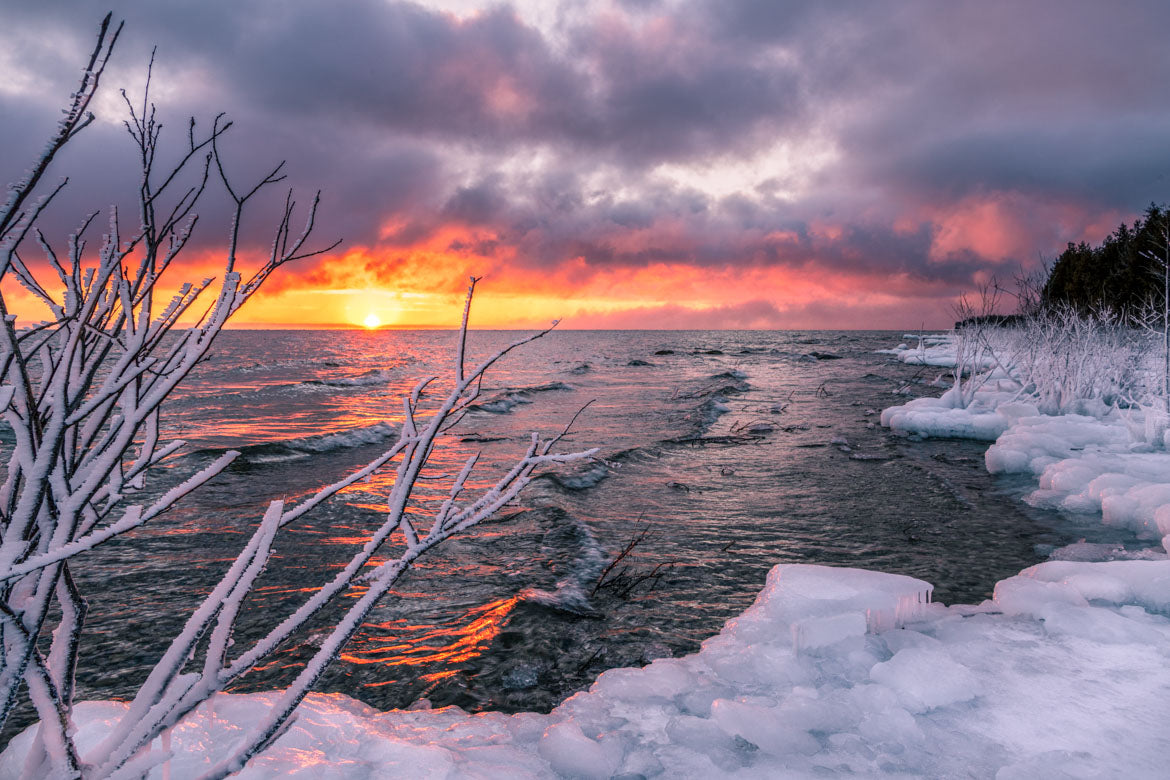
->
xmin=881 ymin=392 xmax=1011 ymax=441
xmin=986 ymin=414 xmax=1131 ymax=476
xmin=709 ymin=699 xmax=821 ymax=756
xmin=538 ymin=721 xmax=621 ymax=780
xmin=791 ymin=612 xmax=867 ymax=650
xmin=857 ymin=705 xmax=924 ymax=746
xmin=590 ymin=658 xmax=694 ymax=702
xmin=735 ymin=565 xmax=933 ymax=652
xmin=994 ymin=575 xmax=1090 ymax=616
xmin=1010 ymin=559 xmax=1170 ymax=614
xmin=869 ymin=647 xmax=980 ymax=713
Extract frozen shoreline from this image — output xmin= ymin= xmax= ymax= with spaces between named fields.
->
xmin=5 ymin=562 xmax=1169 ymax=778
xmin=881 ymin=334 xmax=1170 ymax=556
xmin=6 ymin=334 xmax=1170 ymax=777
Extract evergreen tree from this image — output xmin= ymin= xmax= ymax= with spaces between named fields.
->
xmin=1042 ymin=204 xmax=1169 ymax=320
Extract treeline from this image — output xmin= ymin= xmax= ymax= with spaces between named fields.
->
xmin=1042 ymin=204 xmax=1168 ymax=316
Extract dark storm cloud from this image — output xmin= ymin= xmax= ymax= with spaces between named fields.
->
xmin=872 ymin=123 xmax=1170 ymax=206
xmin=803 ymin=0 xmax=1170 ymax=214
xmin=2 ymin=0 xmax=802 ymax=264
xmin=514 ymin=210 xmax=974 ymax=286
xmin=4 ymin=0 xmax=1170 ymax=303
xmin=4 ymin=0 xmax=805 ymax=164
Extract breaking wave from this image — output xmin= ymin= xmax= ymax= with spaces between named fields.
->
xmin=545 ymin=460 xmax=609 ymax=491
xmin=670 ymin=370 xmax=751 ymax=436
xmin=468 ymin=382 xmax=574 ymax=414
xmin=197 ymin=422 xmax=399 ymax=464
xmin=301 ymin=369 xmax=400 ymax=389
xmin=517 ymin=509 xmax=607 ymax=615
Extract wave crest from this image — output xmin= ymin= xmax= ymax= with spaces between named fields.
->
xmin=468 ymin=382 xmax=574 ymax=414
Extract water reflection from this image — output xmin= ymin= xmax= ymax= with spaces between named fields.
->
xmin=343 ymin=597 xmax=521 ymax=678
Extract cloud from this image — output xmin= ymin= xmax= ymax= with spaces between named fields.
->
xmin=2 ymin=0 xmax=1168 ymax=327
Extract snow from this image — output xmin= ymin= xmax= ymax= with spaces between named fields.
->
xmin=5 ymin=563 xmax=1170 ymax=778
xmin=875 ymin=333 xmax=991 ymax=369
xmin=880 ymin=389 xmax=1014 ymax=441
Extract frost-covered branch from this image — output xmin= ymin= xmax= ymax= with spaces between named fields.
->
xmin=0 ymin=17 xmax=338 ymax=774
xmin=2 ymin=18 xmax=594 ymax=779
xmin=82 ymin=281 xmax=595 ymax=779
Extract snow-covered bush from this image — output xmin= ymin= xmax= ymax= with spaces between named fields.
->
xmin=1009 ymin=307 xmax=1147 ymax=416
xmin=949 ymin=290 xmax=1004 ymax=407
xmin=941 ymin=274 xmax=1149 ymax=417
xmin=884 ymin=304 xmax=1158 ymax=446
xmin=0 ymin=17 xmax=593 ymax=777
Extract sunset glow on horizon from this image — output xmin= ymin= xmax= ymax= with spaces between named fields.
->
xmin=2 ymin=1 xmax=1167 ymax=329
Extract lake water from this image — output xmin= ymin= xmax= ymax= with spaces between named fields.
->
xmin=31 ymin=329 xmax=1145 ymax=724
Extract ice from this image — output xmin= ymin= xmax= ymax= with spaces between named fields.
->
xmin=879 ymin=334 xmax=962 ymax=367
xmin=988 ymin=418 xmax=1170 ymax=550
xmin=4 ymin=563 xmax=1170 ymax=777
xmin=791 ymin=612 xmax=867 ymax=650
xmin=709 ymin=698 xmax=821 ymax=756
xmin=731 ymin=564 xmax=934 ymax=650
xmin=589 ymin=658 xmax=695 ymax=702
xmin=881 ymin=393 xmax=1011 ymax=440
xmin=1005 ymin=559 xmax=1170 ymax=613
xmin=882 ymin=338 xmax=1170 ymax=555
xmin=538 ymin=721 xmax=621 ymax=779
xmin=877 ymin=333 xmax=1000 ymax=372
xmin=986 ymin=414 xmax=1132 ymax=476
xmin=869 ymin=646 xmax=979 ymax=713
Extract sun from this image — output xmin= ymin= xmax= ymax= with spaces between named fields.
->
xmin=363 ymin=313 xmax=381 ymax=329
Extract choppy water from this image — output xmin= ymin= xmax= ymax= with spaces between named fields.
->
xmin=10 ymin=330 xmax=1149 ymax=728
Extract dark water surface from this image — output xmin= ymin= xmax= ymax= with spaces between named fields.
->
xmin=9 ymin=330 xmax=1145 ymax=731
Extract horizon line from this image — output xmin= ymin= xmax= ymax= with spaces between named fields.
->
xmin=215 ymin=324 xmax=942 ymax=332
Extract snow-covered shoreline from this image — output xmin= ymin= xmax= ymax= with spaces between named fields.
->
xmin=882 ymin=334 xmax=1170 ymax=556
xmin=6 ymin=334 xmax=1170 ymax=778
xmin=5 ymin=559 xmax=1170 ymax=778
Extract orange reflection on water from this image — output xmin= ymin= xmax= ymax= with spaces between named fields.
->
xmin=252 ymin=585 xmax=320 ymax=596
xmin=319 ymin=534 xmax=374 ymax=545
xmin=340 ymin=596 xmax=519 ymax=674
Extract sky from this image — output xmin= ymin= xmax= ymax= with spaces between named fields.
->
xmin=2 ymin=0 xmax=1169 ymax=329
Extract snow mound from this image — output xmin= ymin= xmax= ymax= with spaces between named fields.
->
xmin=880 ymin=388 xmax=1020 ymax=441
xmin=983 ymin=413 xmax=1170 ymax=551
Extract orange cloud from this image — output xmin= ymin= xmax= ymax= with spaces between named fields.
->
xmin=4 ymin=201 xmax=1070 ymax=331
xmin=921 ymin=192 xmax=1124 ymax=265
xmin=219 ymin=233 xmax=960 ymax=329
